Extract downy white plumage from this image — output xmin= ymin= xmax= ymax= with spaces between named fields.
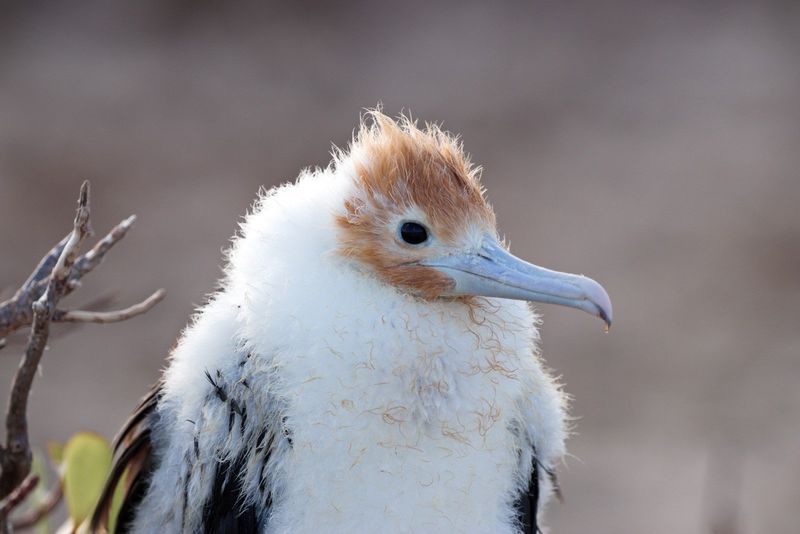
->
xmin=91 ymin=111 xmax=611 ymax=534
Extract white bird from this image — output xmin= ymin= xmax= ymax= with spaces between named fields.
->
xmin=91 ymin=111 xmax=611 ymax=534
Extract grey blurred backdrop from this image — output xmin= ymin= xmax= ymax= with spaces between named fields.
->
xmin=1 ymin=1 xmax=798 ymax=532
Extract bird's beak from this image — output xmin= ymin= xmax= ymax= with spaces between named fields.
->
xmin=422 ymin=237 xmax=612 ymax=329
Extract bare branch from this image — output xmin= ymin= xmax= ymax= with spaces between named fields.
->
xmin=1 ymin=181 xmax=163 ymax=503
xmin=0 ymin=474 xmax=39 ymax=533
xmin=0 ymin=238 xmax=67 ymax=341
xmin=54 ymin=289 xmax=165 ymax=324
xmin=10 ymin=480 xmax=62 ymax=530
xmin=69 ymin=214 xmax=136 ymax=281
xmin=19 ymin=237 xmax=70 ymax=294
xmin=0 ymin=182 xmax=90 ymax=499
xmin=50 ymin=181 xmax=91 ymax=282
xmin=0 ymin=212 xmax=137 ymax=339
xmin=0 ymin=181 xmax=90 ymax=342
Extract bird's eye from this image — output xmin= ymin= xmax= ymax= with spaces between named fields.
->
xmin=400 ymin=222 xmax=428 ymax=245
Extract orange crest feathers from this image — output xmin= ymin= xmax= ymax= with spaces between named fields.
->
xmin=335 ymin=110 xmax=496 ymax=298
xmin=347 ymin=110 xmax=494 ymax=236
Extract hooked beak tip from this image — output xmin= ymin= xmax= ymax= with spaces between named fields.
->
xmin=600 ymin=309 xmax=612 ymax=332
xmin=577 ymin=275 xmax=613 ymax=330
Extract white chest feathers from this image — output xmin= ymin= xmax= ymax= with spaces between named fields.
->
xmin=150 ymin=284 xmax=565 ymax=533
xmin=250 ymin=290 xmax=560 ymax=534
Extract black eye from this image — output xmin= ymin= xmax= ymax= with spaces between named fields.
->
xmin=400 ymin=222 xmax=428 ymax=245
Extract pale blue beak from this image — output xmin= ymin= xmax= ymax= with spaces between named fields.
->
xmin=422 ymin=237 xmax=612 ymax=328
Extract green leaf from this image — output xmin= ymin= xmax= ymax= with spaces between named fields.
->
xmin=62 ymin=432 xmax=113 ymax=525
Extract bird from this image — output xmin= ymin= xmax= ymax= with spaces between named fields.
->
xmin=90 ymin=110 xmax=611 ymax=534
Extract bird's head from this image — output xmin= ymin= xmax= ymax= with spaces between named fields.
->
xmin=334 ymin=111 xmax=612 ymax=328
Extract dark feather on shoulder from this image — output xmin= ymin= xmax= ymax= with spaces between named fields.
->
xmin=89 ymin=380 xmax=163 ymax=533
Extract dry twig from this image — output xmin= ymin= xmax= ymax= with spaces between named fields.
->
xmin=0 ymin=181 xmax=164 ymax=530
xmin=0 ymin=181 xmax=90 ymax=500
xmin=0 ymin=475 xmax=38 ymax=534
xmin=9 ymin=479 xmax=62 ymax=531
xmin=54 ymin=288 xmax=165 ymax=324
xmin=0 ymin=214 xmax=138 ymax=340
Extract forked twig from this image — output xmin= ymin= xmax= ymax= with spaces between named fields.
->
xmin=0 ymin=182 xmax=90 ymax=500
xmin=0 ymin=213 xmax=138 ymax=339
xmin=0 ymin=181 xmax=165 ymax=531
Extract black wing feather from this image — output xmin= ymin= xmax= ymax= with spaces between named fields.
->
xmin=90 ymin=380 xmax=162 ymax=533
xmin=516 ymin=451 xmax=541 ymax=534
xmin=201 ymin=450 xmax=261 ymax=534
xmin=92 ymin=372 xmax=269 ymax=533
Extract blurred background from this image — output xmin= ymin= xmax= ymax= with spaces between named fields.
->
xmin=1 ymin=1 xmax=798 ymax=532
